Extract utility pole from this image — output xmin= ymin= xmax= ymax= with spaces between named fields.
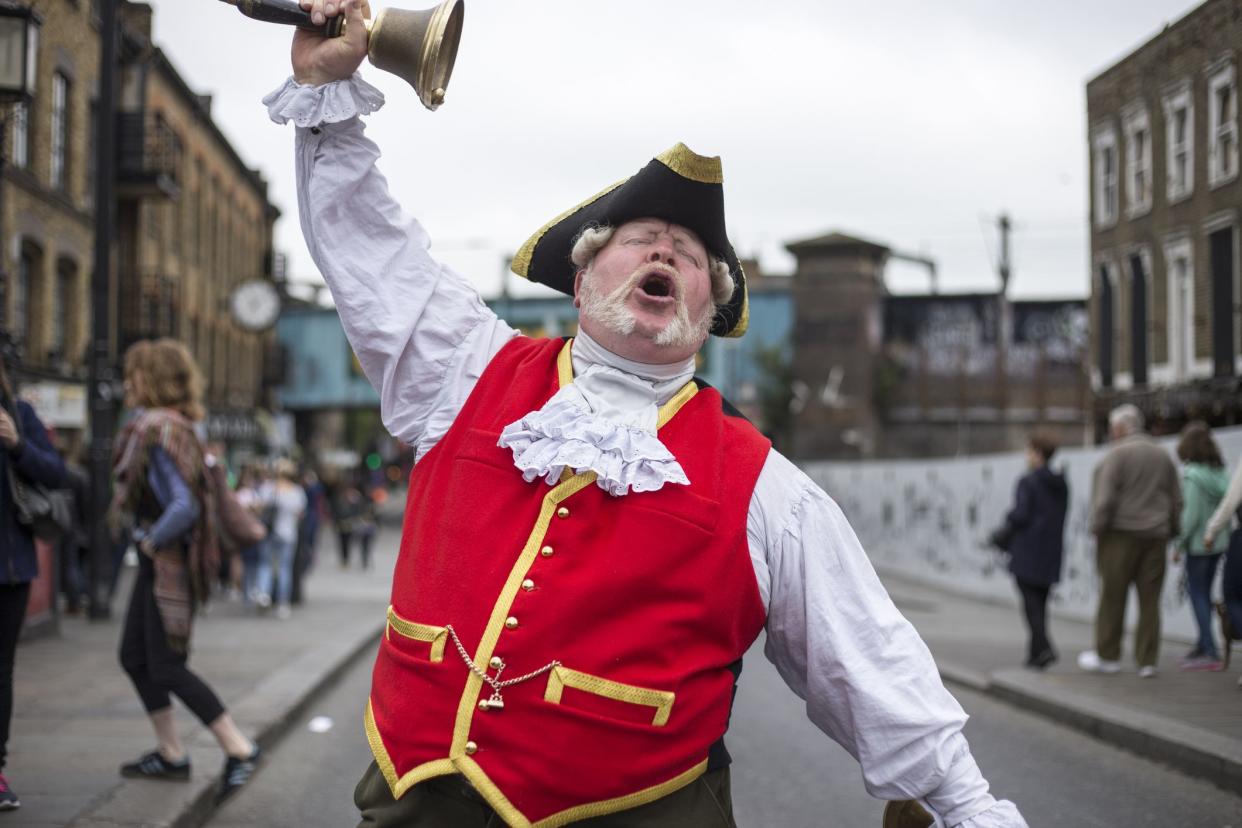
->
xmin=87 ymin=0 xmax=118 ymax=619
xmin=995 ymin=213 xmax=1012 ymax=423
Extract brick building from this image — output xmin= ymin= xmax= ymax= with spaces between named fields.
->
xmin=116 ymin=3 xmax=279 ymax=448
xmin=0 ymin=2 xmax=279 ymax=452
xmin=785 ymin=232 xmax=1089 ymax=460
xmin=1 ymin=0 xmax=101 ymax=444
xmin=1087 ymin=0 xmax=1242 ymax=436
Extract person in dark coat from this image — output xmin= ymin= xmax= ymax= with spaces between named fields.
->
xmin=991 ymin=434 xmax=1069 ymax=669
xmin=0 ymin=358 xmax=67 ymax=810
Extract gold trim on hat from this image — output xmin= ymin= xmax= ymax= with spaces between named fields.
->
xmin=724 ymin=280 xmax=749 ymax=339
xmin=511 ymin=179 xmax=627 ymax=280
xmin=655 ymin=143 xmax=723 ymax=185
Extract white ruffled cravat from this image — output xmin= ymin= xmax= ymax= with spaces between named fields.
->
xmin=498 ymin=332 xmax=695 ymax=496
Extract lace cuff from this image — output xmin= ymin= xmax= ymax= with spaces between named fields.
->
xmin=498 ymin=398 xmax=690 ymax=497
xmin=263 ymin=73 xmax=385 ymax=128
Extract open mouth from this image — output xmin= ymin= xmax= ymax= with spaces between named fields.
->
xmin=637 ymin=270 xmax=676 ymax=299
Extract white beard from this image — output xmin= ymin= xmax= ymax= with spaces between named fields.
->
xmin=578 ymin=264 xmax=712 ymax=352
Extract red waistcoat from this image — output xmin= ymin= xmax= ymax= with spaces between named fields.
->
xmin=366 ymin=337 xmax=771 ymax=827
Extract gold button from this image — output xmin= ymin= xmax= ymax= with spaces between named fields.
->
xmin=505 ymin=616 xmax=519 ymax=630
xmin=489 ymin=656 xmax=503 ymax=670
xmin=556 ymin=506 xmax=570 ymax=518
xmin=521 ymin=579 xmax=535 ymax=591
xmin=541 ymin=545 xmax=554 ymax=557
xmin=478 ymin=700 xmax=490 ymax=711
xmin=465 ymin=741 xmax=478 ymax=755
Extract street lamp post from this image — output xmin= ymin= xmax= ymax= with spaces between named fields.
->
xmin=87 ymin=0 xmax=118 ymax=619
xmin=0 ymin=1 xmax=39 ymax=350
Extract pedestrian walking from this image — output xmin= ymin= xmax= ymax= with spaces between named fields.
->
xmin=1172 ymin=422 xmax=1231 ymax=671
xmin=1203 ymin=445 xmax=1242 ymax=678
xmin=233 ymin=467 xmax=267 ymax=607
xmin=255 ymin=459 xmax=306 ymax=619
xmin=255 ymin=9 xmax=1028 ymax=823
xmin=990 ymin=434 xmax=1068 ymax=669
xmin=332 ymin=482 xmax=363 ymax=569
xmin=1080 ymin=404 xmax=1181 ymax=678
xmin=0 ymin=358 xmax=66 ymax=810
xmin=109 ymin=339 xmax=260 ymax=801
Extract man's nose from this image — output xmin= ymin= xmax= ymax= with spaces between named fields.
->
xmin=646 ymin=239 xmax=676 ymax=267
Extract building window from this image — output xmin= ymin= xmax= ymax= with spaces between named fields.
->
xmin=1093 ymin=126 xmax=1119 ymax=228
xmin=1129 ymin=250 xmax=1150 ymax=386
xmin=14 ymin=241 xmax=42 ymax=357
xmin=1096 ymin=260 xmax=1117 ymax=388
xmin=50 ymin=72 xmax=69 ymax=191
xmin=1163 ymin=238 xmax=1194 ymax=381
xmin=1208 ymin=62 xmax=1238 ymax=188
xmin=1163 ymin=84 xmax=1194 ymax=201
xmin=1122 ymin=105 xmax=1152 ymax=217
xmin=10 ymin=102 xmax=29 ymax=169
xmin=51 ymin=258 xmax=78 ymax=358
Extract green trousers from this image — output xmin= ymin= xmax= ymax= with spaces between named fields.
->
xmin=354 ymin=762 xmax=737 ymax=828
xmin=1095 ymin=531 xmax=1168 ymax=666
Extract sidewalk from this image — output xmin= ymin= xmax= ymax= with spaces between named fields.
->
xmin=8 ymin=523 xmax=399 ymax=828
xmin=880 ymin=570 xmax=1242 ymax=797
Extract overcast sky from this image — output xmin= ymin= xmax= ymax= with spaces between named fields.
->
xmin=153 ymin=0 xmax=1201 ymax=300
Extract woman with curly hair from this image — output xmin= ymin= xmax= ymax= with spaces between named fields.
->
xmin=109 ymin=339 xmax=260 ymax=801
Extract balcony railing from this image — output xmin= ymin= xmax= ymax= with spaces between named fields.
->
xmin=117 ymin=112 xmax=182 ymax=200
xmin=119 ymin=270 xmax=181 ymax=348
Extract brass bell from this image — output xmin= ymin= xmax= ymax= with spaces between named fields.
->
xmin=221 ymin=0 xmax=465 ymax=111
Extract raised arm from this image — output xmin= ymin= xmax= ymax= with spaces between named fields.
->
xmin=748 ymin=450 xmax=1027 ymax=827
xmin=265 ymin=0 xmax=516 ymax=456
xmin=1206 ymin=462 xmax=1242 ymax=548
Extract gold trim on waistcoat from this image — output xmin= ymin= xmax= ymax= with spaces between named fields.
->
xmin=367 ymin=336 xmax=706 ymax=822
xmin=385 ymin=606 xmax=448 ymax=663
xmin=544 ymin=665 xmax=675 ymax=727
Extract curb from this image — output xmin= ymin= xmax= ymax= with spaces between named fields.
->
xmin=936 ymin=660 xmax=1242 ymax=798
xmin=67 ymin=617 xmax=386 ymax=828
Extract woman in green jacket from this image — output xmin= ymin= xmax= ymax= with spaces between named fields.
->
xmin=1176 ymin=422 xmax=1232 ymax=670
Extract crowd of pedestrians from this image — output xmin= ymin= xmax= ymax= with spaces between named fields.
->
xmin=989 ymin=405 xmax=1242 ymax=684
xmin=0 ymin=338 xmax=400 ymax=812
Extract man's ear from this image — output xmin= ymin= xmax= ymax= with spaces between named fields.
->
xmin=572 ymin=269 xmax=585 ymax=309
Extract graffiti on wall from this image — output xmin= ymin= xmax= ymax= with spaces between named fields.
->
xmin=804 ymin=426 xmax=1242 ymax=642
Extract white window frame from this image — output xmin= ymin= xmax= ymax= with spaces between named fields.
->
xmin=1092 ymin=125 xmax=1119 ymax=229
xmin=1163 ymin=81 xmax=1195 ymax=202
xmin=1122 ymin=103 xmax=1152 ymax=217
xmin=1208 ymin=60 xmax=1238 ymax=188
xmin=1156 ymin=236 xmax=1195 ymax=384
xmin=1092 ymin=256 xmax=1121 ymax=389
xmin=10 ymin=101 xmax=28 ymax=170
xmin=50 ymin=72 xmax=68 ymax=191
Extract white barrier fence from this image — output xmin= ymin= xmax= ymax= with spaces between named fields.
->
xmin=802 ymin=427 xmax=1242 ymax=643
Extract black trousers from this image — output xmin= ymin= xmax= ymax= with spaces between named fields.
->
xmin=118 ymin=554 xmax=225 ymax=726
xmin=1015 ymin=577 xmax=1053 ymax=661
xmin=0 ymin=582 xmax=30 ymax=770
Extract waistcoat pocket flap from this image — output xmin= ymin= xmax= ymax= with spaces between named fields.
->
xmin=385 ymin=606 xmax=448 ymax=663
xmin=544 ymin=665 xmax=675 ymax=727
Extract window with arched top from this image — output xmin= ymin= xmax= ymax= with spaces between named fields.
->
xmin=13 ymin=239 xmax=44 ymax=360
xmin=52 ymin=257 xmax=79 ymax=360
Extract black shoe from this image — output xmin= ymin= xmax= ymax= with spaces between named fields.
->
xmin=218 ymin=745 xmax=261 ymax=803
xmin=120 ymin=750 xmax=191 ymax=781
xmin=1026 ymin=649 xmax=1058 ymax=670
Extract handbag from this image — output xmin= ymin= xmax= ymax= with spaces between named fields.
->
xmin=4 ymin=399 xmax=72 ymax=542
xmin=207 ymin=459 xmax=267 ymax=550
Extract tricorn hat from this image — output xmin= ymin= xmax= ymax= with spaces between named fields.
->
xmin=510 ymin=143 xmax=748 ymax=338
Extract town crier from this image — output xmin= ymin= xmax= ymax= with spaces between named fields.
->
xmin=264 ymin=1 xmax=1029 ymax=825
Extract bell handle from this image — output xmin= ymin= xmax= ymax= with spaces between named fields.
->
xmin=220 ymin=0 xmax=347 ymax=38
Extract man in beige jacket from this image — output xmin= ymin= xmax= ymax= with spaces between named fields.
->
xmin=1080 ymin=405 xmax=1182 ymax=677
